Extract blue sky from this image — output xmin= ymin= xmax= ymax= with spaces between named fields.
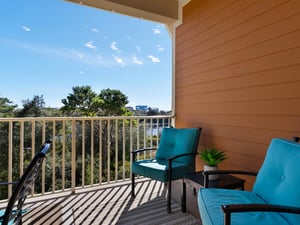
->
xmin=0 ymin=0 xmax=172 ymax=111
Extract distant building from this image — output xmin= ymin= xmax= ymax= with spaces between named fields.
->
xmin=135 ymin=105 xmax=148 ymax=112
xmin=149 ymin=107 xmax=159 ymax=113
xmin=126 ymin=106 xmax=134 ymax=111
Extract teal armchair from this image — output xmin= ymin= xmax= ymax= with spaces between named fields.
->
xmin=131 ymin=127 xmax=201 ymax=213
xmin=198 ymin=138 xmax=300 ymax=225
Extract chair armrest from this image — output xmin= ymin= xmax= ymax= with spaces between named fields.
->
xmin=221 ymin=203 xmax=300 ymax=225
xmin=167 ymin=152 xmax=198 ymax=161
xmin=131 ymin=148 xmax=157 ymax=154
xmin=167 ymin=152 xmax=198 ymax=176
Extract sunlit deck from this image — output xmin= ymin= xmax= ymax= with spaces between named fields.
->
xmin=0 ymin=179 xmax=200 ymax=225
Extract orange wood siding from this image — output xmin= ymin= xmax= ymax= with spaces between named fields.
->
xmin=175 ymin=0 xmax=300 ymax=189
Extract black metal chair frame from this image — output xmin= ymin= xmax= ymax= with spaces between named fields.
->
xmin=0 ymin=140 xmax=52 ymax=225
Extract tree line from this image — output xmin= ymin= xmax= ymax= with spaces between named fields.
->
xmin=0 ymin=86 xmax=131 ymax=118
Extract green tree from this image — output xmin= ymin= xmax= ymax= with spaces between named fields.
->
xmin=61 ymin=86 xmax=103 ymax=116
xmin=16 ymin=95 xmax=45 ymax=117
xmin=98 ymin=88 xmax=129 ymax=116
xmin=0 ymin=97 xmax=17 ymax=117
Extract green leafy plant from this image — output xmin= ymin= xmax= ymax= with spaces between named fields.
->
xmin=199 ymin=147 xmax=226 ymax=167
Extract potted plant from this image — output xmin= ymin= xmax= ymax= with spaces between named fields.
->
xmin=199 ymin=147 xmax=226 ymax=180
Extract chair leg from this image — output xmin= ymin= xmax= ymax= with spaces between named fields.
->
xmin=131 ymin=173 xmax=135 ymax=198
xmin=167 ymin=179 xmax=171 ymax=213
xmin=167 ymin=159 xmax=172 ymax=213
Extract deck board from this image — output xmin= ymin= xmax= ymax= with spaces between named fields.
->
xmin=1 ymin=179 xmax=201 ymax=225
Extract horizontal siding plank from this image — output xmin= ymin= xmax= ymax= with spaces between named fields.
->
xmin=176 ymin=48 xmax=300 ymax=83
xmin=198 ymin=125 xmax=294 ymax=145
xmin=176 ymin=64 xmax=300 ymax=90
xmin=176 ymin=99 xmax=300 ymax=115
xmin=175 ymin=114 xmax=300 ymax=132
xmin=176 ymin=80 xmax=300 ymax=103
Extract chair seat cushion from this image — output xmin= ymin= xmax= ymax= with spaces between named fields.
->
xmin=0 ymin=209 xmax=14 ymax=225
xmin=132 ymin=158 xmax=193 ymax=182
xmin=198 ymin=188 xmax=291 ymax=225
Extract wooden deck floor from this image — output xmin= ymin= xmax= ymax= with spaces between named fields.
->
xmin=2 ymin=179 xmax=201 ymax=225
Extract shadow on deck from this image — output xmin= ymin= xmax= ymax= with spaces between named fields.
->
xmin=3 ymin=179 xmax=201 ymax=225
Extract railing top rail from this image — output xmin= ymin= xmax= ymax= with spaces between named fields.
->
xmin=0 ymin=115 xmax=174 ymax=122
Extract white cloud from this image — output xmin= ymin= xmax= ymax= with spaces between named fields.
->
xmin=156 ymin=45 xmax=164 ymax=51
xmin=85 ymin=41 xmax=96 ymax=49
xmin=22 ymin=26 xmax=31 ymax=32
xmin=111 ymin=42 xmax=119 ymax=51
xmin=0 ymin=37 xmax=146 ymax=67
xmin=136 ymin=46 xmax=141 ymax=52
xmin=74 ymin=51 xmax=84 ymax=58
xmin=148 ymin=55 xmax=160 ymax=63
xmin=153 ymin=28 xmax=161 ymax=34
xmin=91 ymin=28 xmax=99 ymax=32
xmin=114 ymin=56 xmax=125 ymax=66
xmin=132 ymin=56 xmax=143 ymax=65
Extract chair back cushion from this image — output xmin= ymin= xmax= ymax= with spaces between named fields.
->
xmin=155 ymin=128 xmax=200 ymax=165
xmin=253 ymin=138 xmax=300 ymax=223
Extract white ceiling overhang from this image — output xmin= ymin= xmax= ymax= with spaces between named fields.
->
xmin=65 ymin=0 xmax=191 ymax=32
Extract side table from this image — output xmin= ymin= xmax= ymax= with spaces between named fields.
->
xmin=181 ymin=171 xmax=245 ymax=213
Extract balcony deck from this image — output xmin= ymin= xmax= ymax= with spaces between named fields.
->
xmin=1 ymin=179 xmax=201 ymax=225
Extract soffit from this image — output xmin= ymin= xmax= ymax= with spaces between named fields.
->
xmin=65 ymin=0 xmax=179 ymax=27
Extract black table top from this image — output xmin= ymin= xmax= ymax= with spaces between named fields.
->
xmin=184 ymin=171 xmax=245 ymax=189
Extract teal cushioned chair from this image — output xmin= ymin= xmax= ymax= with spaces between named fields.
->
xmin=131 ymin=127 xmax=201 ymax=213
xmin=0 ymin=141 xmax=51 ymax=225
xmin=198 ymin=138 xmax=300 ymax=225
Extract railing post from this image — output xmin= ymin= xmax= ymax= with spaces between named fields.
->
xmin=115 ymin=119 xmax=118 ymax=181
xmin=62 ymin=120 xmax=66 ymax=191
xmin=8 ymin=121 xmax=13 ymax=198
xmin=42 ymin=120 xmax=46 ymax=194
xmin=91 ymin=119 xmax=94 ymax=185
xmin=31 ymin=121 xmax=35 ymax=196
xmin=82 ymin=120 xmax=85 ymax=187
xmin=122 ymin=119 xmax=126 ymax=180
xmin=72 ymin=119 xmax=76 ymax=194
xmin=99 ymin=119 xmax=103 ymax=184
xmin=20 ymin=121 xmax=24 ymax=177
xmin=52 ymin=121 xmax=56 ymax=193
xmin=107 ymin=119 xmax=111 ymax=183
xmin=130 ymin=119 xmax=133 ymax=181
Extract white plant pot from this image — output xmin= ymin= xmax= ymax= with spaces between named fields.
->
xmin=204 ymin=165 xmax=219 ymax=180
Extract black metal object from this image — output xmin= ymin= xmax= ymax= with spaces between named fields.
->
xmin=0 ymin=140 xmax=52 ymax=225
xmin=222 ymin=204 xmax=300 ymax=225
